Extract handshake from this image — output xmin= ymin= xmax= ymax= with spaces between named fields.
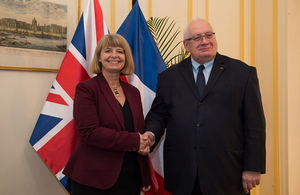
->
xmin=138 ymin=131 xmax=154 ymax=155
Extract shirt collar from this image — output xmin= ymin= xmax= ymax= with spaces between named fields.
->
xmin=191 ymin=56 xmax=215 ymax=73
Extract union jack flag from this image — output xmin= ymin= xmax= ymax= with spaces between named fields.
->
xmin=29 ymin=0 xmax=109 ymax=191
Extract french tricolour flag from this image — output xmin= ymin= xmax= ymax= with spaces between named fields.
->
xmin=29 ymin=0 xmax=109 ymax=192
xmin=117 ymin=1 xmax=169 ymax=194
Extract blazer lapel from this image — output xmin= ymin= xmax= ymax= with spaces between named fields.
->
xmin=202 ymin=53 xmax=226 ymax=99
xmin=96 ymin=74 xmax=125 ymax=131
xmin=179 ymin=57 xmax=202 ymax=101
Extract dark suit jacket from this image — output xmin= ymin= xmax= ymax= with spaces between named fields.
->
xmin=63 ymin=73 xmax=151 ymax=189
xmin=145 ymin=53 xmax=266 ymax=195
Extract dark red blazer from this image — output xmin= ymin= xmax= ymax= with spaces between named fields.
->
xmin=63 ymin=73 xmax=151 ymax=189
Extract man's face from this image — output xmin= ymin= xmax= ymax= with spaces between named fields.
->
xmin=183 ymin=20 xmax=218 ymax=64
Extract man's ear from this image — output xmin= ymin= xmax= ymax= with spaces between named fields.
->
xmin=183 ymin=40 xmax=189 ymax=52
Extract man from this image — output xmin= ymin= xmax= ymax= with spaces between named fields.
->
xmin=144 ymin=18 xmax=266 ymax=195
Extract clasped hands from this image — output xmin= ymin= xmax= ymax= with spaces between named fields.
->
xmin=138 ymin=131 xmax=154 ymax=155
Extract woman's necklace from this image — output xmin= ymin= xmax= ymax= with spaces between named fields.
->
xmin=113 ymin=87 xmax=119 ymax=96
xmin=111 ymin=85 xmax=120 ymax=96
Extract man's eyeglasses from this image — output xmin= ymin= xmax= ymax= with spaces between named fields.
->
xmin=185 ymin=32 xmax=215 ymax=42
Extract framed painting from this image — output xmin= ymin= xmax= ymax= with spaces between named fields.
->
xmin=0 ymin=0 xmax=79 ymax=72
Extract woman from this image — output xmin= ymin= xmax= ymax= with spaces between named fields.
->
xmin=63 ymin=34 xmax=152 ymax=195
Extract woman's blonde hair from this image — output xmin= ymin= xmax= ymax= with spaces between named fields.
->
xmin=90 ymin=34 xmax=134 ymax=75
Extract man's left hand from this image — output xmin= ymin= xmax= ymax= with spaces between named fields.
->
xmin=242 ymin=171 xmax=261 ymax=194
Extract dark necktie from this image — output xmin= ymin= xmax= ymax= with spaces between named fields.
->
xmin=197 ymin=65 xmax=205 ymax=98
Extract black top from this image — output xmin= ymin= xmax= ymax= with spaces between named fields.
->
xmin=113 ymin=99 xmax=142 ymax=194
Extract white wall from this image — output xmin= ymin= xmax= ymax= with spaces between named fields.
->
xmin=0 ymin=71 xmax=67 ymax=194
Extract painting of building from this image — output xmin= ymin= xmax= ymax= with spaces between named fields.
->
xmin=0 ymin=0 xmax=68 ymax=52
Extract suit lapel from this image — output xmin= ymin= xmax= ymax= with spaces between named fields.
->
xmin=202 ymin=53 xmax=226 ymax=99
xmin=179 ymin=54 xmax=227 ymax=101
xmin=96 ymin=74 xmax=125 ymax=131
xmin=179 ymin=57 xmax=201 ymax=101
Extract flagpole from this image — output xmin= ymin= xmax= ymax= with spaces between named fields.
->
xmin=132 ymin=0 xmax=137 ymax=6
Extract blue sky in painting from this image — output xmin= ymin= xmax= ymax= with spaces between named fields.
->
xmin=0 ymin=0 xmax=67 ymax=26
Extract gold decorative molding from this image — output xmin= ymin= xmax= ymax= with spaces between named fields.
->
xmin=77 ymin=0 xmax=81 ymax=23
xmin=187 ymin=0 xmax=193 ymax=22
xmin=251 ymin=0 xmax=255 ymax=67
xmin=250 ymin=1 xmax=256 ymax=195
xmin=0 ymin=65 xmax=59 ymax=72
xmin=205 ymin=0 xmax=209 ymax=20
xmin=110 ymin=0 xmax=116 ymax=33
xmin=273 ymin=0 xmax=280 ymax=194
xmin=239 ymin=0 xmax=244 ymax=62
xmin=129 ymin=0 xmax=132 ymax=11
xmin=148 ymin=0 xmax=152 ymax=20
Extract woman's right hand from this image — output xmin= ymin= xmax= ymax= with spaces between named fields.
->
xmin=138 ymin=133 xmax=151 ymax=155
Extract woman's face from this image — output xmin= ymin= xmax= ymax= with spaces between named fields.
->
xmin=99 ymin=46 xmax=125 ymax=74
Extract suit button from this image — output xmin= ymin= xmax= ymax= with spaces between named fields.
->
xmin=197 ymin=123 xmax=201 ymax=127
xmin=194 ymin=146 xmax=197 ymax=149
xmin=199 ymin=102 xmax=203 ymax=106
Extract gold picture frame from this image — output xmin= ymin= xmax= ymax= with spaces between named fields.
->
xmin=0 ymin=0 xmax=80 ymax=72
